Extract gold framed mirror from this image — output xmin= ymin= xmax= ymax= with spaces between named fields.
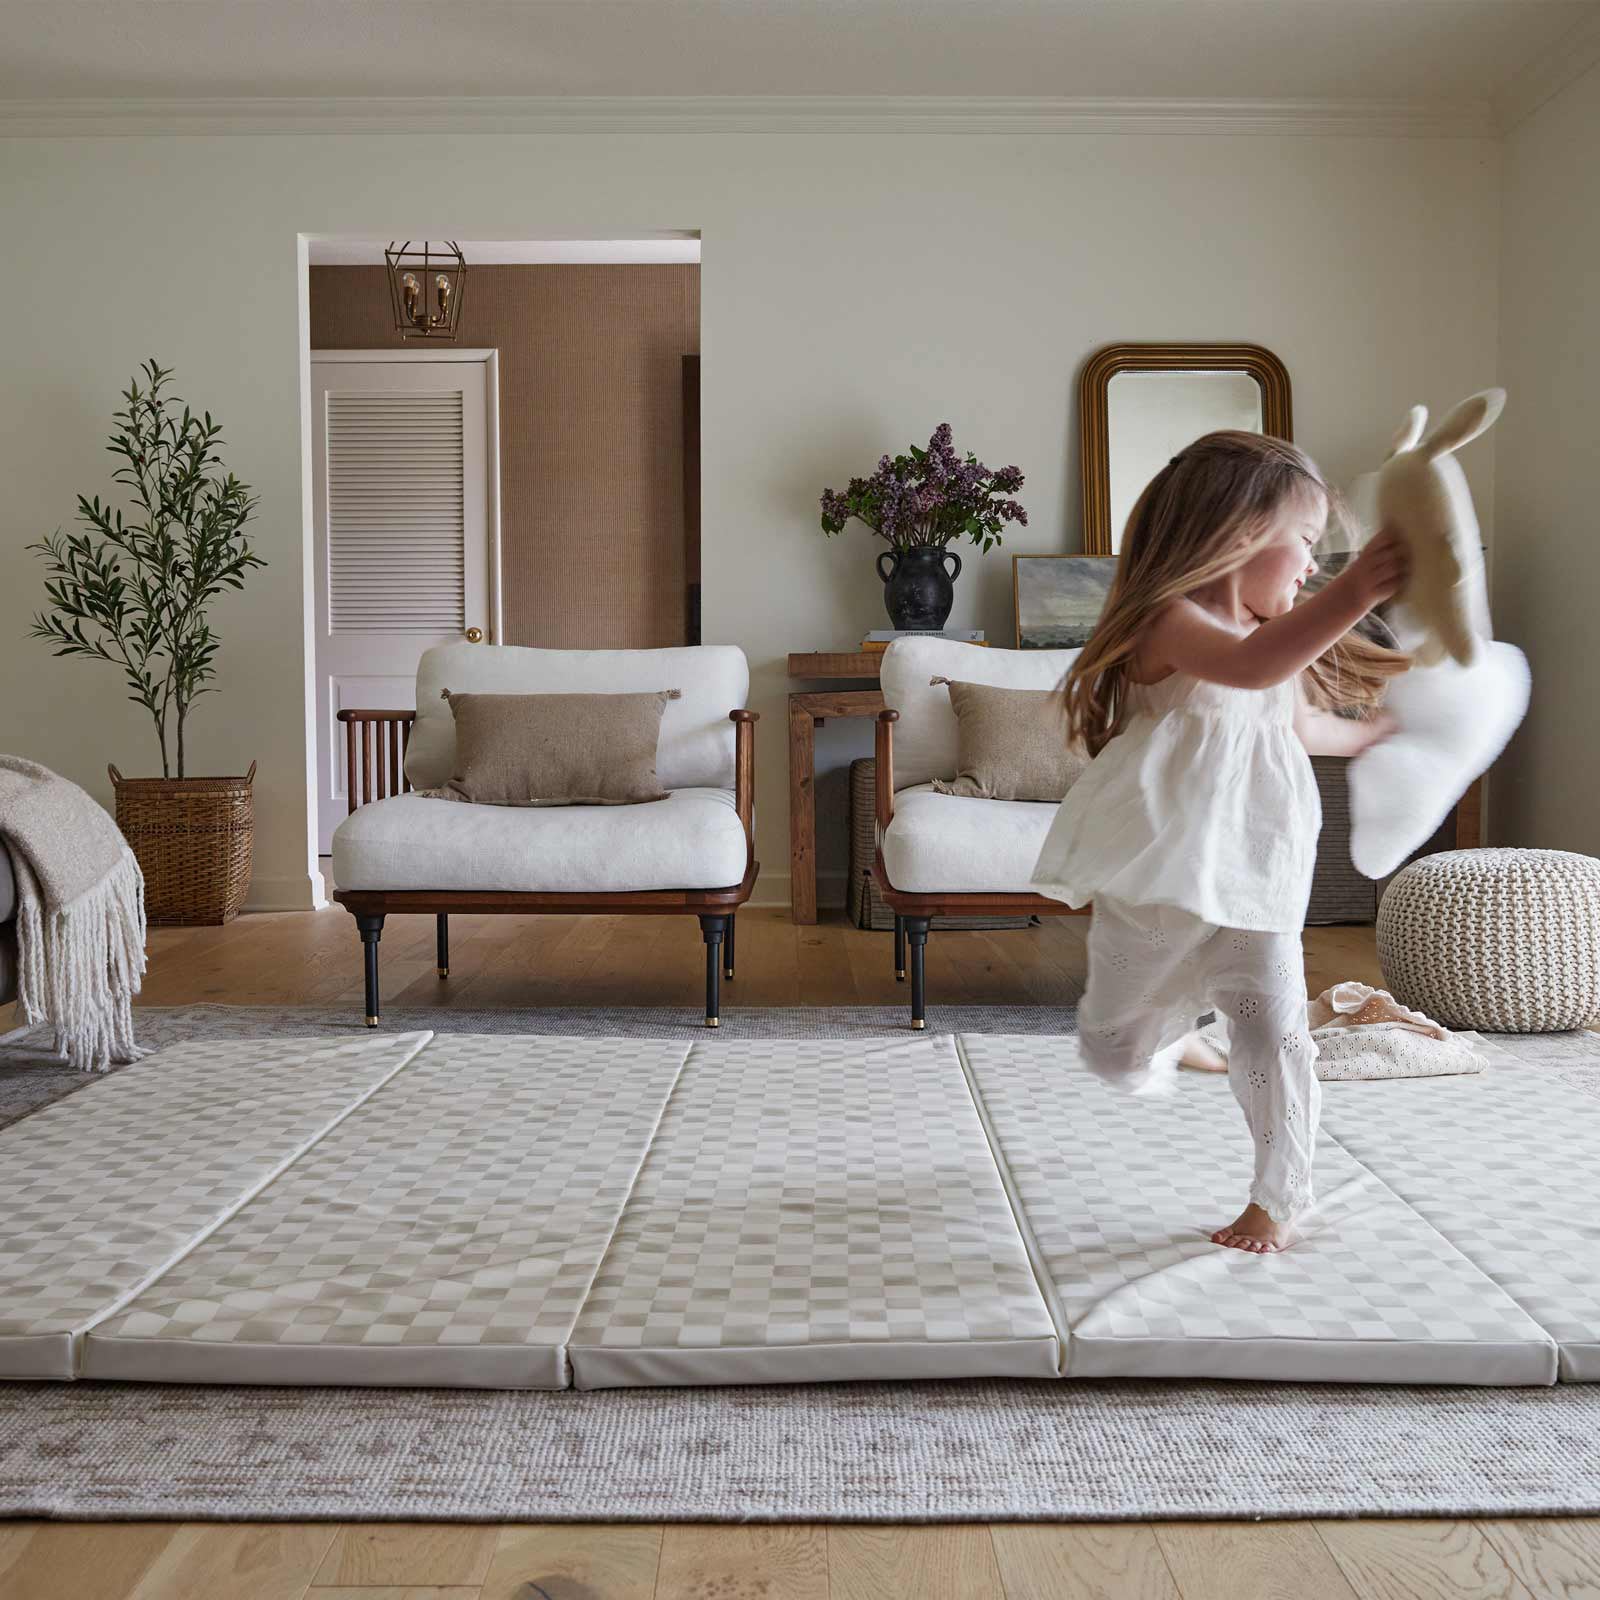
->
xmin=1079 ymin=343 xmax=1293 ymax=556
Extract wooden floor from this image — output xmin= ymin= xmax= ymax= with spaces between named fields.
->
xmin=3 ymin=906 xmax=1596 ymax=1600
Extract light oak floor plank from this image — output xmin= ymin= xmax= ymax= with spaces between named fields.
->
xmin=828 ymin=1525 xmax=1005 ymax=1600
xmin=126 ymin=1523 xmax=338 ymax=1600
xmin=990 ymin=1522 xmax=1182 ymax=1600
xmin=479 ymin=1524 xmax=661 ymax=1600
xmin=1476 ymin=1517 xmax=1600 ymax=1599
xmin=0 ymin=1523 xmax=178 ymax=1600
xmin=1154 ymin=1521 xmax=1359 ymax=1600
xmin=1314 ymin=1518 xmax=1529 ymax=1600
xmin=655 ymin=1525 xmax=826 ymax=1600
xmin=312 ymin=1526 xmax=499 ymax=1590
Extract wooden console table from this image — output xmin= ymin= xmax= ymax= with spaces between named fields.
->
xmin=788 ymin=652 xmax=884 ymax=924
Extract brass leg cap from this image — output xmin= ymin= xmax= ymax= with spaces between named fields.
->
xmin=896 ymin=969 xmax=907 ymax=981
xmin=365 ymin=1016 xmax=379 ymax=1029
xmin=724 ymin=967 xmax=735 ymax=980
xmin=911 ymin=1017 xmax=927 ymax=1031
xmin=437 ymin=966 xmax=450 ymax=979
xmin=705 ymin=1016 xmax=721 ymax=1029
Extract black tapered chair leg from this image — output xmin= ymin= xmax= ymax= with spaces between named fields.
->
xmin=699 ymin=914 xmax=728 ymax=1028
xmin=904 ymin=916 xmax=931 ymax=1031
xmin=724 ymin=912 xmax=736 ymax=981
xmin=894 ymin=914 xmax=907 ymax=981
xmin=356 ymin=913 xmax=386 ymax=1027
xmin=436 ymin=913 xmax=450 ymax=979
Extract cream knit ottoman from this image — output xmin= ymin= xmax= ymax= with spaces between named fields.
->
xmin=1377 ymin=848 xmax=1600 ymax=1032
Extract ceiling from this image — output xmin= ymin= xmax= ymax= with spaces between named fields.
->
xmin=2 ymin=0 xmax=1598 ymax=132
xmin=308 ymin=238 xmax=701 ymax=265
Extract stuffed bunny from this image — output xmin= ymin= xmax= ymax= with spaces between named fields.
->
xmin=1376 ymin=388 xmax=1504 ymax=667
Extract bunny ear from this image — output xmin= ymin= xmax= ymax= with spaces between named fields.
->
xmin=1421 ymin=388 xmax=1506 ymax=459
xmin=1387 ymin=406 xmax=1428 ymax=459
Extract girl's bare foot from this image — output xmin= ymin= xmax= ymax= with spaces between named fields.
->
xmin=1211 ymin=1203 xmax=1293 ymax=1253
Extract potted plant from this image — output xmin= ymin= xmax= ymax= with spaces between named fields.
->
xmin=819 ymin=422 xmax=1028 ymax=630
xmin=29 ymin=359 xmax=265 ymax=924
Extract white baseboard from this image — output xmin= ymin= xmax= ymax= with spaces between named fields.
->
xmin=244 ymin=873 xmax=328 ymax=913
xmin=745 ymin=869 xmax=846 ymax=911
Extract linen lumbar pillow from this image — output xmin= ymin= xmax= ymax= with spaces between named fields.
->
xmin=429 ymin=688 xmax=681 ymax=806
xmin=927 ymin=677 xmax=1090 ymax=802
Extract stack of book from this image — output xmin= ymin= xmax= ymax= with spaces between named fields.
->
xmin=860 ymin=628 xmax=986 ymax=654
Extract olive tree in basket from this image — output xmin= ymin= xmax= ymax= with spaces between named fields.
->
xmin=28 ymin=359 xmax=267 ymax=923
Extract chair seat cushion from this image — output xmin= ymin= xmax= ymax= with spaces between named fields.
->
xmin=880 ymin=786 xmax=1059 ymax=894
xmin=332 ymin=788 xmax=749 ymax=893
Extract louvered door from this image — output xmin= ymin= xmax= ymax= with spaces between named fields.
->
xmin=312 ymin=354 xmax=498 ymax=855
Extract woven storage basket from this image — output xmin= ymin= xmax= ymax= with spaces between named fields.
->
xmin=1377 ymin=847 xmax=1600 ymax=1032
xmin=110 ymin=760 xmax=256 ymax=926
xmin=847 ymin=759 xmax=1032 ymax=931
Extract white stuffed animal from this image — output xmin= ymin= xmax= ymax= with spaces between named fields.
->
xmin=1345 ymin=387 xmax=1531 ymax=880
xmin=1376 ymin=388 xmax=1503 ymax=667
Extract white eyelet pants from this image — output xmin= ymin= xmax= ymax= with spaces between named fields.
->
xmin=1077 ymin=895 xmax=1321 ymax=1224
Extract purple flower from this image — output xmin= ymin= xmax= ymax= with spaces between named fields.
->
xmin=819 ymin=423 xmax=1029 ymax=550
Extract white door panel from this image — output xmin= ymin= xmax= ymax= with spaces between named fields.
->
xmin=313 ymin=353 xmax=499 ymax=854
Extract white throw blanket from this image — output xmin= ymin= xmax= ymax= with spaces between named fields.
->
xmin=0 ymin=756 xmax=147 ymax=1072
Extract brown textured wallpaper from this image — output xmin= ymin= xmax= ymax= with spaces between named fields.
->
xmin=310 ymin=263 xmax=699 ymax=649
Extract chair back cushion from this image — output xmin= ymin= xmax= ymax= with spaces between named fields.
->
xmin=406 ymin=643 xmax=748 ymax=792
xmin=880 ymin=638 xmax=1082 ymax=790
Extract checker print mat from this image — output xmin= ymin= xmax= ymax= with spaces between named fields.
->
xmin=89 ymin=1036 xmax=690 ymax=1368
xmin=1319 ymin=1057 xmax=1600 ymax=1370
xmin=570 ymin=1035 xmax=1057 ymax=1359
xmin=959 ymin=1035 xmax=1555 ymax=1379
xmin=0 ymin=1032 xmax=428 ymax=1354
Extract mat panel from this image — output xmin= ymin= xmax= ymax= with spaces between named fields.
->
xmin=84 ymin=1036 xmax=691 ymax=1388
xmin=960 ymin=1035 xmax=1557 ymax=1385
xmin=568 ymin=1036 xmax=1059 ymax=1387
xmin=0 ymin=1032 xmax=431 ymax=1380
xmin=1318 ymin=1043 xmax=1600 ymax=1382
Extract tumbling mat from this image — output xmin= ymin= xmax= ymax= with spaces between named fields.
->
xmin=84 ymin=1036 xmax=690 ymax=1387
xmin=566 ymin=1036 xmax=1060 ymax=1387
xmin=958 ymin=1034 xmax=1560 ymax=1385
xmin=5 ymin=1029 xmax=1596 ymax=1389
xmin=0 ymin=1032 xmax=430 ymax=1379
xmin=1318 ymin=1053 xmax=1600 ymax=1382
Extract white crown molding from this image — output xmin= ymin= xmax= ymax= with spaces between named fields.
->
xmin=1493 ymin=10 xmax=1600 ymax=134
xmin=0 ymin=93 xmax=1497 ymax=140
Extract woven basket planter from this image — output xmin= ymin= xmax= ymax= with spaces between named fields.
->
xmin=1376 ymin=847 xmax=1600 ymax=1032
xmin=110 ymin=761 xmax=256 ymax=926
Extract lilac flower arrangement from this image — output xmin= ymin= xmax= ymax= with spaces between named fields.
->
xmin=819 ymin=423 xmax=1028 ymax=552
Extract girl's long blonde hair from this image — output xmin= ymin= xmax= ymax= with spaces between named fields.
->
xmin=1064 ymin=430 xmax=1411 ymax=758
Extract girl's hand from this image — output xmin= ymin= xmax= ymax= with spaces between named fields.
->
xmin=1343 ymin=526 xmax=1410 ymax=610
xmin=1360 ymin=709 xmax=1400 ymax=752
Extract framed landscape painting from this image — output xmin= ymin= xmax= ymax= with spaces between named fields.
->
xmin=1013 ymin=555 xmax=1116 ymax=649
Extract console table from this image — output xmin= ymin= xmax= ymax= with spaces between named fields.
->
xmin=788 ymin=652 xmax=884 ymax=925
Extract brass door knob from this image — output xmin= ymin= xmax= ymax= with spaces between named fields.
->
xmin=464 ymin=627 xmax=484 ymax=643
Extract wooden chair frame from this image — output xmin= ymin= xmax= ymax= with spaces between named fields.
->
xmin=869 ymin=709 xmax=1088 ymax=1030
xmin=333 ymin=706 xmax=760 ymax=1029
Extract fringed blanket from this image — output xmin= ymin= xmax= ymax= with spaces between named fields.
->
xmin=0 ymin=756 xmax=146 ymax=1072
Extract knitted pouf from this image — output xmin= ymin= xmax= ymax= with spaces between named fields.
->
xmin=1377 ymin=847 xmax=1600 ymax=1032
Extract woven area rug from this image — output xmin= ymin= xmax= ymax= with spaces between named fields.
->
xmin=2 ymin=1005 xmax=1598 ymax=1522
xmin=3 ymin=1378 xmax=1599 ymax=1522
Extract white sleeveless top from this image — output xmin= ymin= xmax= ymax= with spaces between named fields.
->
xmin=1029 ymin=670 xmax=1322 ymax=933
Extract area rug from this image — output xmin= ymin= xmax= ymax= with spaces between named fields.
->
xmin=2 ymin=1377 xmax=1598 ymax=1522
xmin=0 ymin=1004 xmax=1081 ymax=1128
xmin=5 ymin=1001 xmax=1597 ymax=1130
xmin=4 ymin=1006 xmax=1598 ymax=1522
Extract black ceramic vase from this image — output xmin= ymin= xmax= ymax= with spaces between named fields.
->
xmin=877 ymin=546 xmax=962 ymax=631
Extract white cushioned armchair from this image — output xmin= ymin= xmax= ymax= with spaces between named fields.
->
xmin=871 ymin=637 xmax=1086 ymax=1029
xmin=332 ymin=642 xmax=758 ymax=1027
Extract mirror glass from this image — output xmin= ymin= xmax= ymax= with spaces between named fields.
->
xmin=1105 ymin=369 xmax=1264 ymax=552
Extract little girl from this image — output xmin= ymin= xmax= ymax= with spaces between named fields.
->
xmin=1031 ymin=431 xmax=1411 ymax=1254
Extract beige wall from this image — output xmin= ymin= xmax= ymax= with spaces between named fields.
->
xmin=0 ymin=129 xmax=1502 ymax=910
xmin=1493 ymin=62 xmax=1600 ymax=856
xmin=310 ymin=263 xmax=699 ymax=650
